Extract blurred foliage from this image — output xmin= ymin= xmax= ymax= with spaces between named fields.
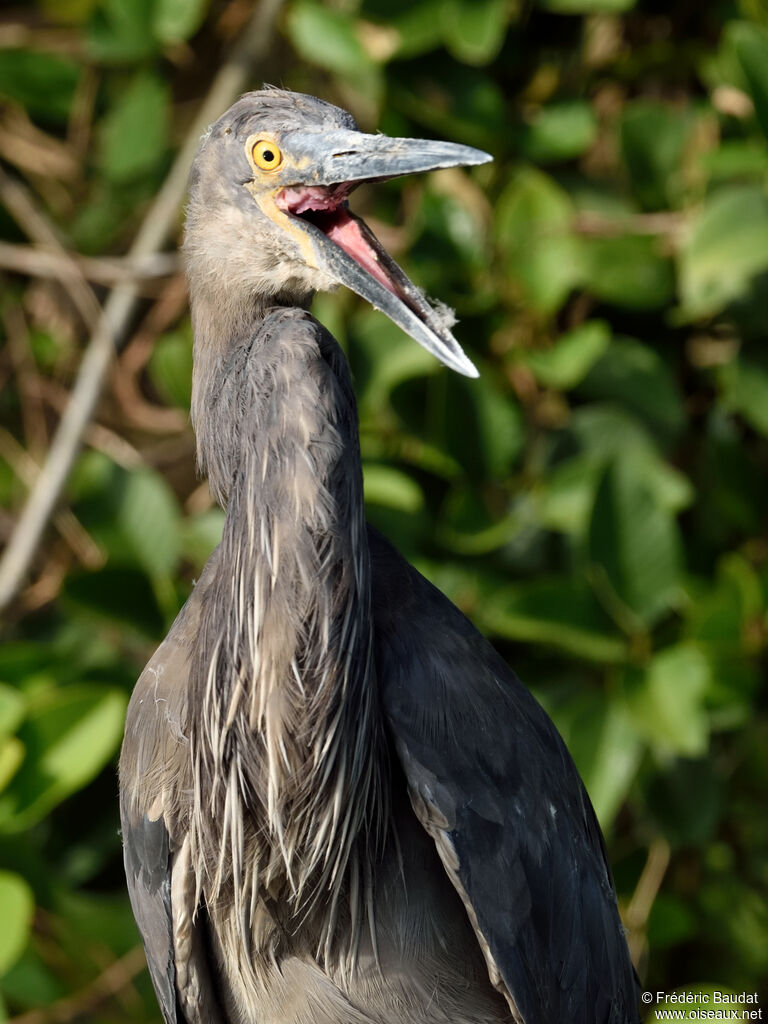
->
xmin=1 ymin=0 xmax=768 ymax=1019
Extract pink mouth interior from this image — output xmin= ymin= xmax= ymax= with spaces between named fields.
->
xmin=276 ymin=185 xmax=399 ymax=297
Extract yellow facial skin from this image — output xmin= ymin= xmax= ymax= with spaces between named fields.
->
xmin=244 ymin=133 xmax=321 ymax=270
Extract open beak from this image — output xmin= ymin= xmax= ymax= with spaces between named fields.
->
xmin=261 ymin=128 xmax=492 ymax=378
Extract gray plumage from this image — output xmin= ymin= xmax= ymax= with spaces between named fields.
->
xmin=119 ymin=88 xmax=642 ymax=1024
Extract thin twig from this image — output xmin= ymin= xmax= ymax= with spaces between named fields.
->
xmin=625 ymin=836 xmax=671 ymax=967
xmin=112 ymin=273 xmax=190 ymax=434
xmin=0 ymin=168 xmax=101 ymax=330
xmin=8 ymin=945 xmax=147 ymax=1024
xmin=572 ymin=208 xmax=687 ymax=241
xmin=0 ymin=0 xmax=285 ymax=616
xmin=37 ymin=379 xmax=144 ymax=470
xmin=0 ymin=241 xmax=179 ymax=287
xmin=0 ymin=105 xmax=79 ymax=181
xmin=0 ymin=428 xmax=103 ymax=569
xmin=0 ymin=23 xmax=83 ymax=57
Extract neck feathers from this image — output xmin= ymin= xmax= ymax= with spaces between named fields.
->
xmin=190 ymin=308 xmax=383 ymax=955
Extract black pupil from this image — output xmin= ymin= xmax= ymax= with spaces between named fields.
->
xmin=262 ymin=149 xmax=275 ymax=162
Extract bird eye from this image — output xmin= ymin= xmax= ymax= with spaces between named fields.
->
xmin=252 ymin=140 xmax=282 ymax=171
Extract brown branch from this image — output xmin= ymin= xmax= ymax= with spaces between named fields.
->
xmin=0 ymin=23 xmax=83 ymax=57
xmin=624 ymin=836 xmax=671 ymax=968
xmin=0 ymin=0 xmax=285 ymax=616
xmin=0 ymin=168 xmax=101 ymax=330
xmin=8 ymin=945 xmax=147 ymax=1024
xmin=0 ymin=105 xmax=79 ymax=182
xmin=112 ymin=273 xmax=190 ymax=434
xmin=0 ymin=241 xmax=179 ymax=288
xmin=0 ymin=428 xmax=103 ymax=570
xmin=37 ymin=380 xmax=144 ymax=470
xmin=572 ymin=208 xmax=687 ymax=242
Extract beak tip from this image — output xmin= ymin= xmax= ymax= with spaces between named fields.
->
xmin=449 ymin=352 xmax=480 ymax=378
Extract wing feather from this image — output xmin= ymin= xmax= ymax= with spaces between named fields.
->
xmin=121 ymin=811 xmax=179 ymax=1024
xmin=119 ymin=553 xmax=224 ymax=1024
xmin=370 ymin=527 xmax=641 ymax=1024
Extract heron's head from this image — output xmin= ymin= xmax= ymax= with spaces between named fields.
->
xmin=185 ymin=88 xmax=491 ymax=377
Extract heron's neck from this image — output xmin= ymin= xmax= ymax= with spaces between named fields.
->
xmin=189 ymin=282 xmax=314 ymax=503
xmin=190 ymin=301 xmax=384 ymax=927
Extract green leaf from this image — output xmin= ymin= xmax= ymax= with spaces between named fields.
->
xmin=534 ymin=455 xmax=603 ymax=535
xmin=0 ymin=947 xmax=64 ymax=1011
xmin=287 ymin=2 xmax=374 ymax=76
xmin=624 ymin=644 xmax=711 ymax=756
xmin=537 ymin=0 xmax=635 ymax=10
xmin=718 ymin=358 xmax=768 ymax=436
xmin=352 ymin=310 xmax=439 ymax=417
xmin=582 ymin=234 xmax=674 ymax=310
xmin=678 ymin=186 xmax=768 ymax=318
xmin=392 ymin=65 xmax=506 ymax=151
xmin=0 ymin=739 xmax=24 ymax=795
xmin=686 ymin=555 xmax=756 ymax=653
xmin=535 ymin=445 xmax=692 ymax=539
xmin=117 ymin=469 xmax=181 ymax=577
xmin=548 ymin=692 xmax=642 ymax=827
xmin=363 ymin=464 xmax=425 ymax=513
xmin=558 ymin=406 xmax=693 ymax=525
xmin=0 ymin=687 xmax=127 ymax=832
xmin=442 ymin=0 xmax=510 ymax=66
xmin=730 ymin=21 xmax=768 ymax=139
xmin=478 ymin=577 xmax=628 ymax=663
xmin=439 ymin=483 xmax=508 ymax=552
xmin=0 ymin=51 xmax=80 ymax=123
xmin=646 ymin=758 xmax=724 ymax=846
xmin=418 ymin=190 xmax=488 ymax=273
xmin=179 ymin=508 xmax=225 ymax=569
xmin=523 ymin=320 xmax=611 ymax=389
xmin=496 ymin=168 xmax=583 ymax=313
xmin=0 ymin=872 xmax=34 ymax=975
xmin=700 ymin=140 xmax=768 ymax=182
xmin=620 ymin=101 xmax=691 ymax=210
xmin=569 ymin=404 xmax=665 ymax=457
xmin=578 ymin=336 xmax=685 ymax=438
xmin=41 ymin=0 xmax=99 ymax=20
xmin=648 ymin=894 xmax=697 ymax=949
xmin=99 ymin=71 xmax=170 ymax=182
xmin=70 ymin=461 xmax=180 ymax=578
xmin=588 ymin=457 xmax=683 ymax=627
xmin=520 ymin=101 xmax=598 ymax=164
xmin=0 ymin=686 xmax=26 ymax=741
xmin=382 ymin=0 xmax=445 ymax=59
xmin=148 ymin=325 xmax=194 ymax=409
xmin=0 ymin=687 xmax=26 ymax=796
xmin=67 ymin=449 xmax=117 ymax=503
xmin=64 ymin=566 xmax=165 ymax=637
xmin=153 ymin=0 xmax=209 ymax=43
xmin=88 ymin=0 xmax=159 ymax=62
xmin=443 ymin=371 xmax=524 ymax=480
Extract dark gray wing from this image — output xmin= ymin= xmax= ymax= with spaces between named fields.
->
xmin=120 ymin=810 xmax=178 ymax=1024
xmin=119 ymin=551 xmax=224 ymax=1024
xmin=370 ymin=528 xmax=641 ymax=1024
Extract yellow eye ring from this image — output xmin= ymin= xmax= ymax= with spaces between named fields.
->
xmin=252 ymin=139 xmax=282 ymax=171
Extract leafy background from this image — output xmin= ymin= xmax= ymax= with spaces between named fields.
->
xmin=1 ymin=0 xmax=768 ymax=1019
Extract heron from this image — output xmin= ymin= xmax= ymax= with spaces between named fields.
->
xmin=119 ymin=88 xmax=641 ymax=1024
